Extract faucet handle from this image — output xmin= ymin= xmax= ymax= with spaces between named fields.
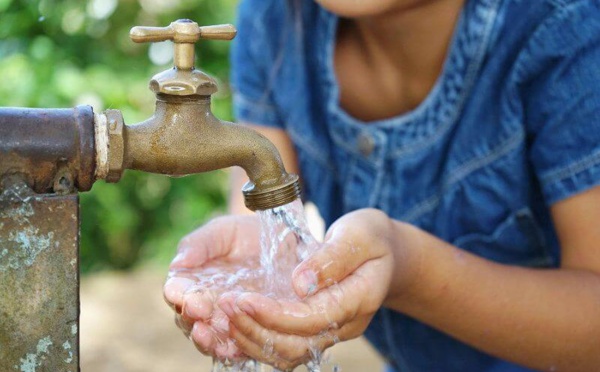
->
xmin=130 ymin=19 xmax=236 ymax=70
xmin=129 ymin=19 xmax=237 ymax=96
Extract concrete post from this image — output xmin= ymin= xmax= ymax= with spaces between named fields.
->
xmin=0 ymin=182 xmax=79 ymax=371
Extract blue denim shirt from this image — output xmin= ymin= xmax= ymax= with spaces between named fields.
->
xmin=231 ymin=0 xmax=600 ymax=371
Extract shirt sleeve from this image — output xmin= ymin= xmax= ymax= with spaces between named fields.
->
xmin=230 ymin=0 xmax=284 ymax=128
xmin=524 ymin=1 xmax=600 ymax=205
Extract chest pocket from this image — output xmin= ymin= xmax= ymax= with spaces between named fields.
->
xmin=452 ymin=208 xmax=553 ymax=267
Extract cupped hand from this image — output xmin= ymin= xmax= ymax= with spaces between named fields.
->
xmin=163 ymin=214 xmax=264 ymax=360
xmin=217 ymin=209 xmax=409 ymax=370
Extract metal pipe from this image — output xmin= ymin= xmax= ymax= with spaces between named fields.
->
xmin=0 ymin=106 xmax=96 ymax=193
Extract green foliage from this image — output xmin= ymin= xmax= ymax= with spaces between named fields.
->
xmin=0 ymin=0 xmax=237 ymax=271
xmin=80 ymin=171 xmax=226 ymax=272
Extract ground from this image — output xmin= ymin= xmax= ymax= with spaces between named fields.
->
xmin=80 ymin=268 xmax=384 ymax=372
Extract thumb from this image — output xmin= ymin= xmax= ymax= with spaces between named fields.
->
xmin=291 ymin=223 xmax=374 ymax=298
xmin=169 ymin=215 xmax=246 ymax=270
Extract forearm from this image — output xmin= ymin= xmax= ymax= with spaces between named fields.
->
xmin=228 ymin=166 xmax=253 ymax=215
xmin=385 ymin=222 xmax=600 ymax=371
xmin=227 ymin=122 xmax=299 ymax=215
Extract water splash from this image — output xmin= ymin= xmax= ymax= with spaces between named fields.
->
xmin=170 ymin=199 xmax=340 ymax=371
xmin=256 ymin=199 xmax=319 ymax=299
xmin=211 ymin=359 xmax=260 ymax=372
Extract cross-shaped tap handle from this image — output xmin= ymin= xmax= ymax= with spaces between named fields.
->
xmin=130 ymin=19 xmax=236 ymax=70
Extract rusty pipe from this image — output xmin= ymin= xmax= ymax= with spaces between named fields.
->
xmin=96 ymin=95 xmax=300 ymax=211
xmin=0 ymin=106 xmax=96 ymax=193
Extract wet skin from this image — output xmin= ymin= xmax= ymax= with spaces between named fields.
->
xmin=165 ymin=186 xmax=600 ymax=371
xmin=164 ymin=209 xmax=401 ymax=369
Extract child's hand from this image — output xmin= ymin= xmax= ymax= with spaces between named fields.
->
xmin=217 ymin=209 xmax=411 ymax=370
xmin=163 ymin=215 xmax=263 ymax=361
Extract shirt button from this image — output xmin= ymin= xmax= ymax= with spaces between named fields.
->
xmin=358 ymin=133 xmax=375 ymax=156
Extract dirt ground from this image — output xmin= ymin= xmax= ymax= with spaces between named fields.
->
xmin=80 ymin=269 xmax=384 ymax=372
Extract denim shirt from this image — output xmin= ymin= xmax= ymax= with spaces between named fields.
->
xmin=231 ymin=0 xmax=600 ymax=371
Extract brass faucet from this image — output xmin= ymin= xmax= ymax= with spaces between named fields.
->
xmin=94 ymin=19 xmax=300 ymax=211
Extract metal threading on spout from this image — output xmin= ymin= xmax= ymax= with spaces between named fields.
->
xmin=242 ymin=174 xmax=301 ymax=211
xmin=94 ymin=19 xmax=301 ymax=211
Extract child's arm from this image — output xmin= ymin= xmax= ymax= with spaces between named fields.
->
xmin=221 ymin=186 xmax=600 ymax=371
xmin=383 ymin=186 xmax=600 ymax=371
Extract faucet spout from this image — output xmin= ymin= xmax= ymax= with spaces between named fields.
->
xmin=103 ymin=94 xmax=300 ymax=210
xmin=125 ymin=95 xmax=283 ymax=182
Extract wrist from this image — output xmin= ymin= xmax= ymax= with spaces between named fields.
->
xmin=383 ymin=221 xmax=431 ymax=312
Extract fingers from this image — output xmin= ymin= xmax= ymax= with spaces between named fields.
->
xmin=166 ymin=278 xmax=222 ymax=350
xmin=187 ymin=301 xmax=245 ymax=361
xmin=232 ymin=248 xmax=391 ymax=338
xmin=190 ymin=321 xmax=215 ymax=353
xmin=210 ymin=307 xmax=230 ymax=334
xmin=187 ymin=294 xmax=244 ymax=362
xmin=164 ymin=276 xmax=196 ymax=311
xmin=164 ymin=275 xmax=219 ymax=321
xmin=223 ymin=298 xmax=311 ymax=369
xmin=221 ymin=295 xmax=368 ymax=370
xmin=229 ymin=323 xmax=301 ymax=371
xmin=232 ymin=270 xmax=369 ymax=337
xmin=232 ymin=293 xmax=337 ymax=337
xmin=190 ymin=321 xmax=244 ymax=361
xmin=182 ymin=288 xmax=217 ymax=321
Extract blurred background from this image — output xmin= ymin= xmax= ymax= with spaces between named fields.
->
xmin=0 ymin=0 xmax=383 ymax=370
xmin=0 ymin=0 xmax=233 ymax=271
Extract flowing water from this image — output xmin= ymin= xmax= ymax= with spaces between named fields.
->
xmin=256 ymin=199 xmax=318 ymax=299
xmin=167 ymin=199 xmax=341 ymax=371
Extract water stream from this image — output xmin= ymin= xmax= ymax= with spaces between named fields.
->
xmin=169 ymin=199 xmax=340 ymax=371
xmin=256 ymin=199 xmax=318 ymax=300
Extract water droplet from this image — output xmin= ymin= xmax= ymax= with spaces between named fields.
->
xmin=262 ymin=339 xmax=274 ymax=358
